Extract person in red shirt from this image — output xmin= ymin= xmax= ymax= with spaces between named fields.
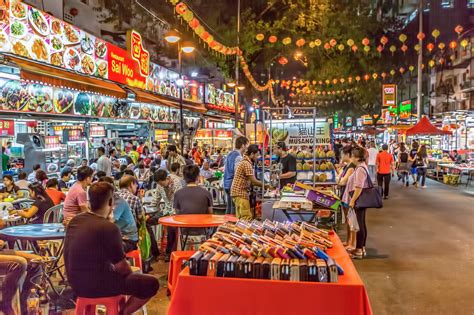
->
xmin=376 ymin=144 xmax=395 ymax=199
xmin=45 ymin=178 xmax=66 ymax=205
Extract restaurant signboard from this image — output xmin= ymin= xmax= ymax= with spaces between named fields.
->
xmin=268 ymin=120 xmax=331 ymax=147
xmin=0 ymin=119 xmax=14 ymax=136
xmin=0 ymin=0 xmax=212 ymax=105
xmin=382 ymin=84 xmax=397 ymax=108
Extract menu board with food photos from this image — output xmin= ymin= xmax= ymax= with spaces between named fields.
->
xmin=0 ymin=77 xmax=178 ymax=122
xmin=205 ymin=83 xmax=235 ymax=113
xmin=0 ymin=0 xmax=228 ymax=108
xmin=0 ymin=0 xmax=109 ymax=79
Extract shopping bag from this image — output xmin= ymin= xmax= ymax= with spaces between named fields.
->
xmin=138 ymin=218 xmax=151 ymax=261
xmin=347 ymin=208 xmax=359 ymax=232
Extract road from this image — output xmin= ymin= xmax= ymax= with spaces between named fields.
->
xmin=354 ymin=178 xmax=474 ymax=314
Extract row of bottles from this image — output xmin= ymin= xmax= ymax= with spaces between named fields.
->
xmin=27 ymin=288 xmax=49 ymax=315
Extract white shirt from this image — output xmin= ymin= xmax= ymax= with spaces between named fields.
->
xmin=96 ymin=155 xmax=112 ymax=176
xmin=27 ymin=171 xmax=37 ymax=182
xmin=367 ymin=148 xmax=378 ymax=166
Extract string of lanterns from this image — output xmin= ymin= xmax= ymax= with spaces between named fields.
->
xmin=255 ymin=26 xmax=468 ymax=56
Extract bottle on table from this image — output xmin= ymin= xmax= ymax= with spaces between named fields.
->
xmin=27 ymin=289 xmax=40 ymax=315
xmin=39 ymin=289 xmax=49 ymax=315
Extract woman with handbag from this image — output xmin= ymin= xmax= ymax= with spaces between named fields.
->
xmin=343 ymin=147 xmax=382 ymax=259
xmin=336 ymin=146 xmax=356 ymax=250
xmin=415 ymin=145 xmax=429 ymax=188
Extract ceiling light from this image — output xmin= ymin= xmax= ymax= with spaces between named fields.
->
xmin=164 ymin=30 xmax=181 ymax=43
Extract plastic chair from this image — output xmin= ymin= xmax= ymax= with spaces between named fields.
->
xmin=125 ymin=249 xmax=142 ymax=270
xmin=74 ymin=295 xmax=126 ymax=315
xmin=0 ymin=202 xmax=13 ymax=212
xmin=167 ymin=251 xmax=195 ymax=295
xmin=43 ymin=204 xmax=64 ymax=224
xmin=17 ymin=189 xmax=30 ymax=199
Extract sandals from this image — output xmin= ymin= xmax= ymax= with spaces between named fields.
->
xmin=350 ymin=251 xmax=364 ymax=260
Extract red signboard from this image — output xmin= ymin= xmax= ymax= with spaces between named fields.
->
xmin=107 ymin=43 xmax=146 ymax=89
xmin=195 ymin=129 xmax=212 ymax=138
xmin=0 ymin=120 xmax=14 ymax=136
xmin=214 ymin=130 xmax=232 ymax=138
xmin=128 ymin=30 xmax=150 ymax=78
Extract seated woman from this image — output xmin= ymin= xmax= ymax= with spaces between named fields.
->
xmin=13 ymin=183 xmax=54 ymax=223
xmin=0 ymin=175 xmax=23 ymax=199
xmin=45 ymin=178 xmax=66 ymax=206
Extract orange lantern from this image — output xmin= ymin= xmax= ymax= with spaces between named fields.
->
xmin=188 ymin=18 xmax=200 ymax=29
xmin=332 ymin=79 xmax=338 ymax=84
xmin=381 ymin=72 xmax=387 ymax=79
xmin=417 ymin=32 xmax=425 ymax=41
xmin=278 ymin=56 xmax=288 ymax=65
xmin=454 ymin=25 xmax=463 ymax=36
xmin=364 ymin=74 xmax=370 ymax=81
xmin=449 ymin=41 xmax=457 ymax=50
xmin=340 ymin=78 xmax=345 ymax=83
xmin=296 ymin=38 xmax=306 ymax=47
xmin=175 ymin=2 xmax=188 ymax=15
xmin=401 ymin=44 xmax=408 ymax=53
xmin=372 ymin=73 xmax=378 ymax=80
xmin=355 ymin=76 xmax=361 ymax=82
xmin=255 ymin=34 xmax=264 ymax=41
xmin=330 ymin=39 xmax=337 ymax=47
xmin=351 ymin=45 xmax=358 ymax=52
xmin=399 ymin=67 xmax=405 ymax=74
xmin=380 ymin=36 xmax=388 ymax=46
xmin=438 ymin=42 xmax=445 ymax=50
xmin=268 ymin=35 xmax=277 ymax=43
xmin=324 ymin=43 xmax=331 ymax=50
xmin=427 ymin=43 xmax=435 ymax=52
xmin=377 ymin=45 xmax=384 ymax=53
xmin=362 ymin=38 xmax=370 ymax=46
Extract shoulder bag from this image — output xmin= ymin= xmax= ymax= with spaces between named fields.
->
xmin=350 ymin=167 xmax=383 ymax=209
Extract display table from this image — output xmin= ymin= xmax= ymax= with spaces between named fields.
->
xmin=167 ymin=233 xmax=372 ymax=315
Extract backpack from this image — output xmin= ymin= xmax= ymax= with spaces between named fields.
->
xmin=399 ymin=152 xmax=409 ymax=163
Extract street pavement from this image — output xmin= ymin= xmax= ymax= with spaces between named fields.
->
xmin=353 ymin=178 xmax=474 ymax=314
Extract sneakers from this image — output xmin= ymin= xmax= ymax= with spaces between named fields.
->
xmin=421 ymin=186 xmax=427 ymax=189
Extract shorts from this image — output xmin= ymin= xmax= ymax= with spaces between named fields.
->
xmin=71 ymin=272 xmax=159 ymax=299
xmin=232 ymin=197 xmax=252 ymax=220
xmin=411 ymin=166 xmax=417 ymax=175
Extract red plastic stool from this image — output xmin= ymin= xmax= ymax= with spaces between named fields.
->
xmin=125 ymin=249 xmax=142 ymax=270
xmin=167 ymin=251 xmax=195 ymax=296
xmin=74 ymin=295 xmax=126 ymax=315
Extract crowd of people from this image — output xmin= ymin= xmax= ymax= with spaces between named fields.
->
xmin=335 ymin=138 xmax=432 ymax=260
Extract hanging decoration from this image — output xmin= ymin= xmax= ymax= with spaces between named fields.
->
xmin=454 ymin=25 xmax=463 ymax=37
xmin=278 ymin=56 xmax=288 ymax=65
xmin=256 ymin=34 xmax=264 ymax=41
xmin=282 ymin=37 xmax=292 ymax=45
xmin=398 ymin=34 xmax=407 ymax=43
xmin=296 ymin=38 xmax=306 ymax=47
xmin=417 ymin=32 xmax=425 ymax=41
xmin=380 ymin=36 xmax=388 ymax=46
xmin=432 ymin=29 xmax=440 ymax=42
xmin=438 ymin=42 xmax=445 ymax=50
xmin=427 ymin=43 xmax=435 ymax=52
xmin=460 ymin=39 xmax=469 ymax=49
xmin=268 ymin=35 xmax=278 ymax=43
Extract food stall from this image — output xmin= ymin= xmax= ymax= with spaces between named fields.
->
xmin=0 ymin=0 xmax=218 ymax=173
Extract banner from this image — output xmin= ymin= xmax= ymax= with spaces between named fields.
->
xmin=0 ymin=120 xmax=14 ymax=136
xmin=268 ymin=120 xmax=331 ymax=147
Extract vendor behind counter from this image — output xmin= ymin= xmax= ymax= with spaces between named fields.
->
xmin=273 ymin=141 xmax=297 ymax=188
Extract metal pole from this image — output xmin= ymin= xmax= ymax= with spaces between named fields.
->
xmin=178 ymin=44 xmax=184 ymax=153
xmin=416 ymin=0 xmax=423 ymax=120
xmin=312 ymin=109 xmax=316 ymax=187
xmin=234 ymin=0 xmax=240 ymax=130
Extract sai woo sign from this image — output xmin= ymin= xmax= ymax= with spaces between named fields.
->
xmin=382 ymin=84 xmax=397 ymax=107
xmin=107 ymin=30 xmax=149 ymax=89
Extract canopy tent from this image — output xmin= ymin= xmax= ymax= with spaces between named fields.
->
xmin=405 ymin=116 xmax=452 ymax=136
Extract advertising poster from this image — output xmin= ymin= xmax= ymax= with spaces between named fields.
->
xmin=269 ymin=120 xmax=331 ymax=147
xmin=382 ymin=84 xmax=397 ymax=108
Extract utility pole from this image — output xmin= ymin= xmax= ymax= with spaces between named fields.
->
xmin=234 ymin=0 xmax=240 ymax=130
xmin=416 ymin=0 xmax=423 ymax=120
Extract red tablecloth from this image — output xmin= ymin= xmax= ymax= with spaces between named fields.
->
xmin=159 ymin=214 xmax=238 ymax=228
xmin=167 ymin=233 xmax=372 ymax=315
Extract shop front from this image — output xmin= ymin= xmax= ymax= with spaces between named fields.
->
xmin=0 ymin=1 xmax=226 ymax=175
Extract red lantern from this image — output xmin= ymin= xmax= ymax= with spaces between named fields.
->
xmin=399 ymin=67 xmax=405 ymax=74
xmin=377 ymin=45 xmax=384 ymax=53
xmin=364 ymin=74 xmax=370 ymax=81
xmin=427 ymin=43 xmax=435 ymax=52
xmin=329 ymin=39 xmax=337 ymax=47
xmin=296 ymin=38 xmax=306 ymax=47
xmin=351 ymin=45 xmax=358 ymax=52
xmin=324 ymin=43 xmax=331 ymax=50
xmin=417 ymin=32 xmax=425 ymax=41
xmin=362 ymin=38 xmax=370 ymax=46
xmin=278 ymin=56 xmax=288 ymax=65
xmin=26 ymin=121 xmax=38 ymax=128
xmin=449 ymin=41 xmax=457 ymax=50
xmin=175 ymin=2 xmax=187 ymax=15
xmin=401 ymin=44 xmax=408 ymax=53
xmin=268 ymin=35 xmax=277 ymax=43
xmin=188 ymin=18 xmax=200 ymax=29
xmin=454 ymin=25 xmax=463 ymax=36
xmin=380 ymin=36 xmax=388 ymax=46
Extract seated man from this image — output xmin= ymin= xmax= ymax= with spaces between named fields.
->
xmin=175 ymin=165 xmax=213 ymax=215
xmin=64 ymin=182 xmax=159 ymax=314
xmin=58 ymin=168 xmax=72 ymax=191
xmin=62 ymin=166 xmax=93 ymax=224
xmin=200 ymin=161 xmax=215 ymax=180
xmin=15 ymin=171 xmax=29 ymax=190
xmin=99 ymin=176 xmax=139 ymax=253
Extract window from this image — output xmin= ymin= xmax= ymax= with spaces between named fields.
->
xmin=441 ymin=0 xmax=454 ymax=8
xmin=468 ymin=0 xmax=474 ymax=8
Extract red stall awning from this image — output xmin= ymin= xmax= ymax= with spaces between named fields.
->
xmin=405 ymin=116 xmax=452 ymax=136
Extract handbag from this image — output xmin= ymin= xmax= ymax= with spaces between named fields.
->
xmin=350 ymin=167 xmax=383 ymax=209
xmin=138 ymin=217 xmax=151 ymax=261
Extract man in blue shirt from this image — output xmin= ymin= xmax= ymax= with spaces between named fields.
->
xmin=99 ymin=177 xmax=138 ymax=253
xmin=223 ymin=136 xmax=249 ymax=215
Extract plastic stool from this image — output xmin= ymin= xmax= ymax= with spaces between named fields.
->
xmin=74 ymin=295 xmax=125 ymax=315
xmin=167 ymin=251 xmax=195 ymax=295
xmin=125 ymin=249 xmax=142 ymax=270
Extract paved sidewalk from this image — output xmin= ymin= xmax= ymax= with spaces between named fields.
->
xmin=353 ymin=178 xmax=474 ymax=315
